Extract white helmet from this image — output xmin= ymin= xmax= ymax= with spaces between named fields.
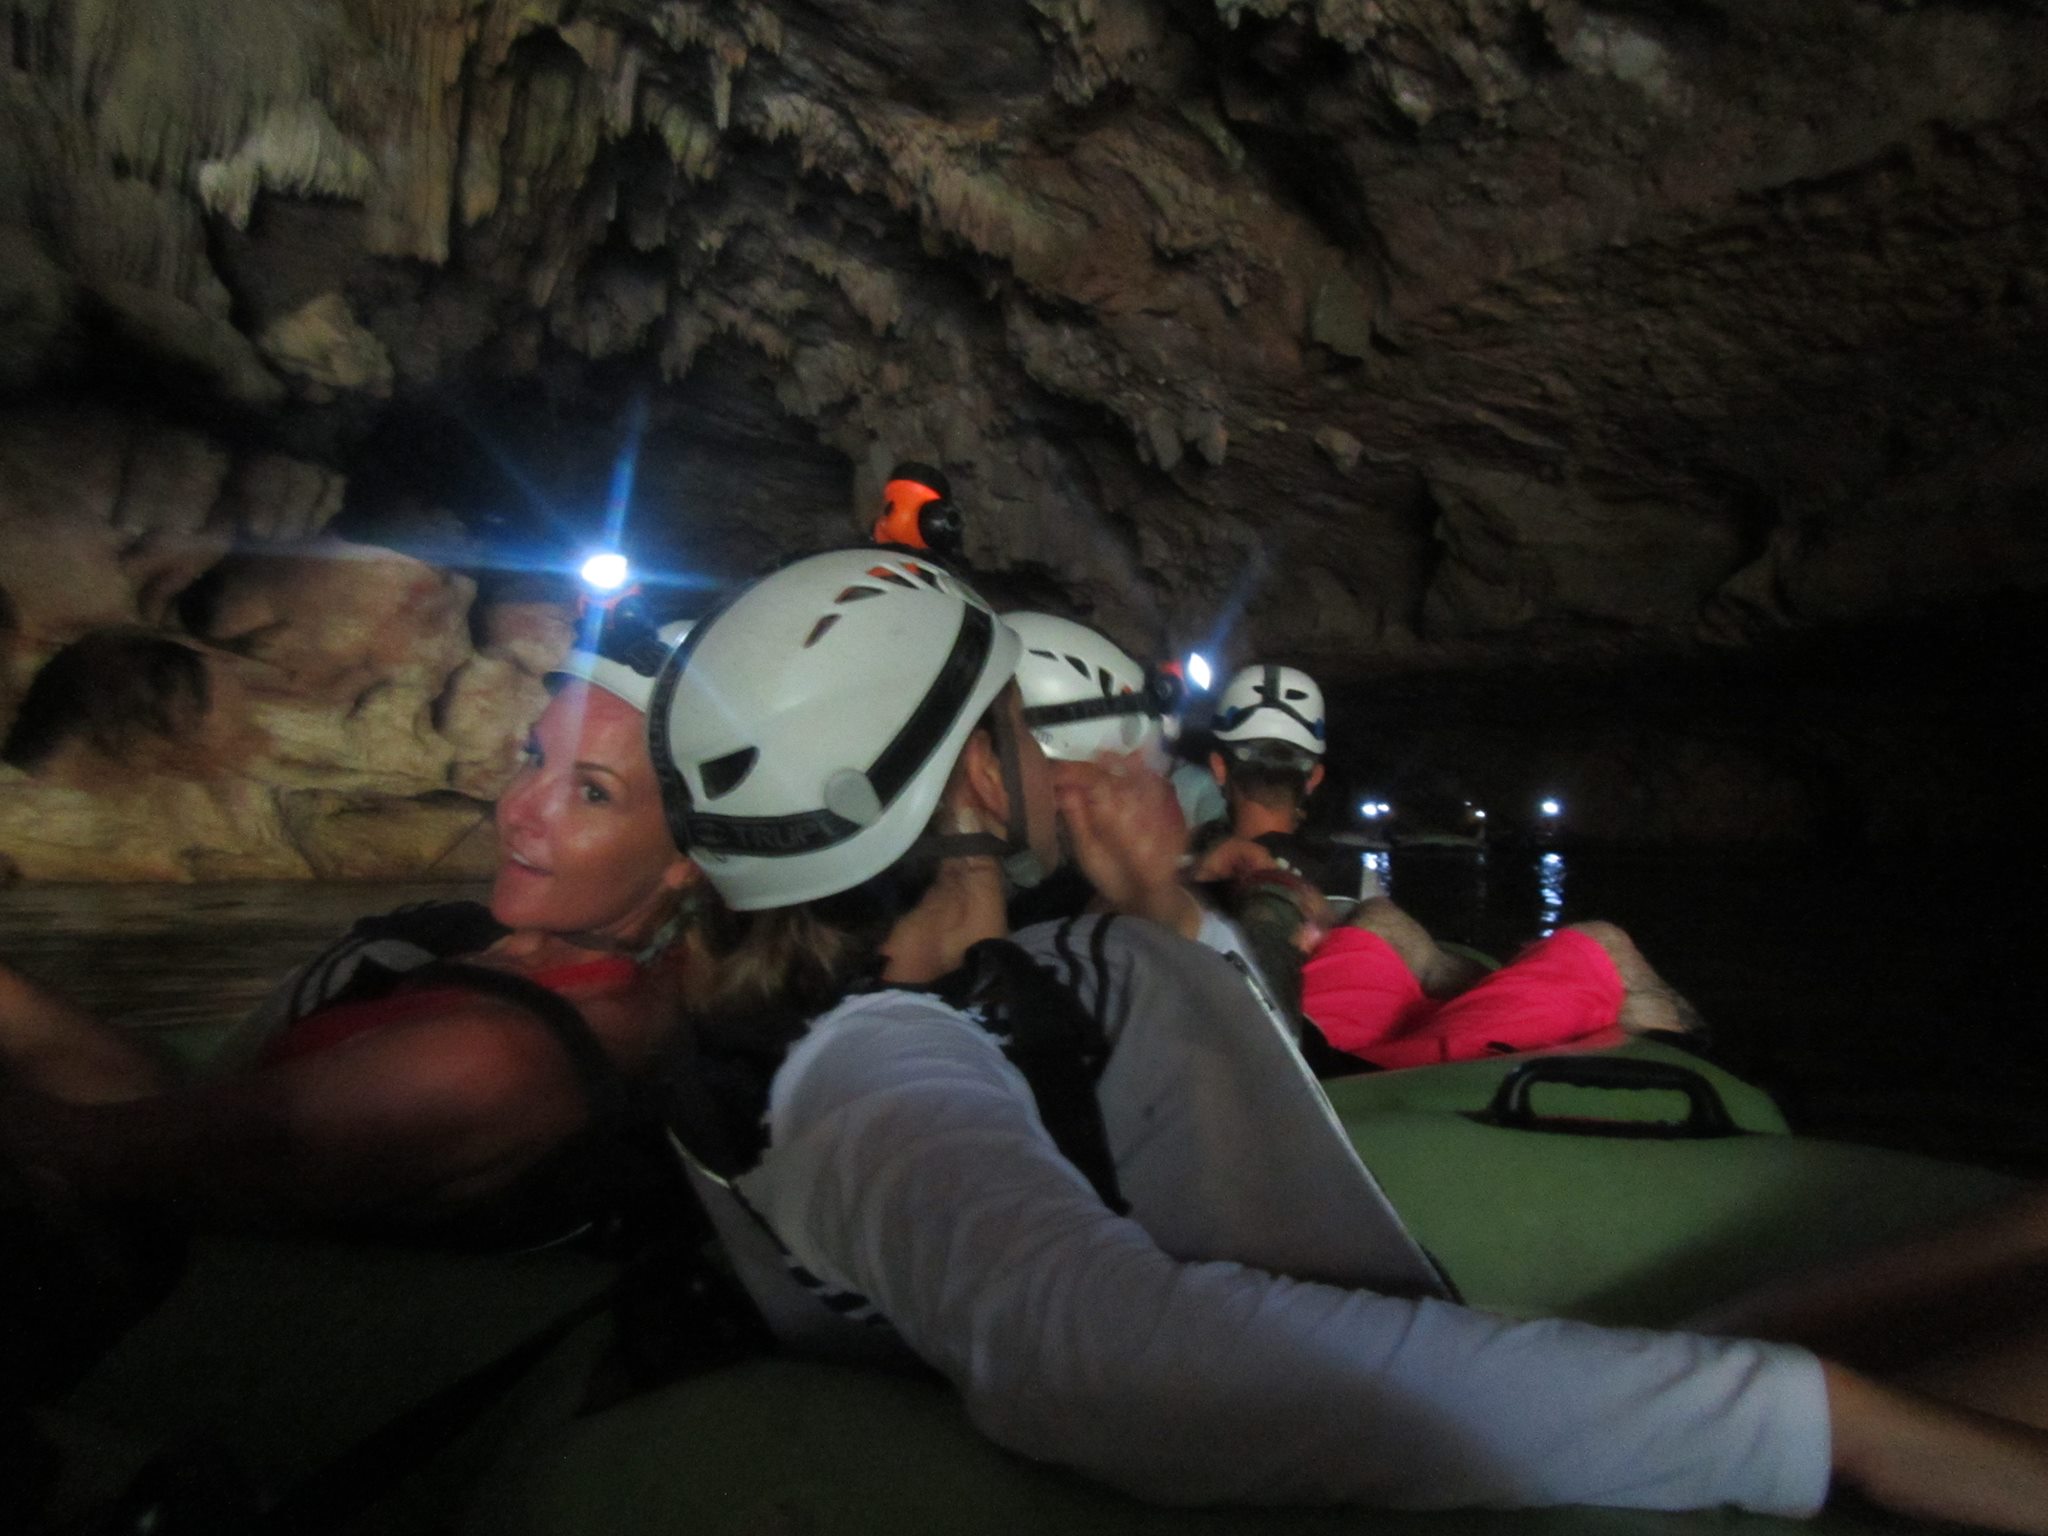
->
xmin=648 ymin=549 xmax=1020 ymax=910
xmin=1009 ymin=612 xmax=1172 ymax=766
xmin=1212 ymin=664 xmax=1326 ymax=757
xmin=549 ymin=617 xmax=693 ymax=713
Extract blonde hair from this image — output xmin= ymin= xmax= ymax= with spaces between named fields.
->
xmin=691 ymin=723 xmax=1006 ymax=1027
xmin=697 ymin=902 xmax=875 ymax=1023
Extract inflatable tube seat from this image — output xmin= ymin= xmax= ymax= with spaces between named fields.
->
xmin=465 ymin=1357 xmax=1912 ymax=1536
xmin=1325 ymin=1041 xmax=1790 ymax=1135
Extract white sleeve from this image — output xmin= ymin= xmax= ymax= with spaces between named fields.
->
xmin=744 ymin=1009 xmax=1833 ymax=1516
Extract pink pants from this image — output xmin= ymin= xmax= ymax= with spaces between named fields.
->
xmin=1301 ymin=927 xmax=1626 ymax=1069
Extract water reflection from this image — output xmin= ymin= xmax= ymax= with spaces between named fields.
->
xmin=0 ymin=881 xmax=484 ymax=1061
xmin=1538 ymin=850 xmax=1567 ymax=936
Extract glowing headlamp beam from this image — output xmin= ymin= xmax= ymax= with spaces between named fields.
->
xmin=580 ymin=551 xmax=630 ymax=592
xmin=1186 ymin=653 xmax=1213 ymax=691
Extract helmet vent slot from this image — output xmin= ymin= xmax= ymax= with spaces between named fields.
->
xmin=910 ymin=565 xmax=941 ymax=588
xmin=1065 ymin=655 xmax=1089 ymax=678
xmin=803 ymin=614 xmax=840 ymax=648
xmin=872 ymin=568 xmax=917 ymax=589
xmin=700 ymin=747 xmax=758 ymax=800
xmin=836 ymin=585 xmax=883 ymax=603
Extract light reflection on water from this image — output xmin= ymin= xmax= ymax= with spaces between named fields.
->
xmin=1538 ymin=851 xmax=1566 ymax=937
xmin=1371 ymin=845 xmax=1573 ymax=951
xmin=0 ymin=882 xmax=487 ymax=1061
xmin=1362 ymin=849 xmax=1389 ymax=898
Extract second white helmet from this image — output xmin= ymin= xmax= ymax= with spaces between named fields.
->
xmin=648 ymin=549 xmax=1020 ymax=911
xmin=1212 ymin=664 xmax=1326 ymax=757
xmin=548 ymin=617 xmax=693 ymax=713
xmin=1008 ymin=612 xmax=1172 ymax=767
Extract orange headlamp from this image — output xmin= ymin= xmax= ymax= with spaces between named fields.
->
xmin=871 ymin=461 xmax=963 ymax=557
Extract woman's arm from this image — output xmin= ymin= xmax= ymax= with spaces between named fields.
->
xmin=748 ymin=1012 xmax=2048 ymax=1529
xmin=0 ymin=960 xmax=169 ymax=1102
xmin=749 ymin=1014 xmax=1827 ymax=1517
xmin=1827 ymin=1364 xmax=2048 ymax=1532
xmin=3 ymin=1001 xmax=586 ymax=1223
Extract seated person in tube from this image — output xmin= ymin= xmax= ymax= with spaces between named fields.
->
xmin=651 ymin=547 xmax=2048 ymax=1533
xmin=1193 ymin=661 xmax=1700 ymax=1069
xmin=0 ymin=611 xmax=707 ymax=1244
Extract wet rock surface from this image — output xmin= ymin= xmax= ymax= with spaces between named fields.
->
xmin=0 ymin=412 xmax=560 ymax=878
xmin=2 ymin=2 xmax=2047 ymax=869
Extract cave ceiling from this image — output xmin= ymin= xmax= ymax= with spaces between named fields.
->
xmin=5 ymin=0 xmax=2048 ymax=679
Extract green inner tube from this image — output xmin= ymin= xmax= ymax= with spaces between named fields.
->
xmin=38 ymin=1046 xmax=2026 ymax=1536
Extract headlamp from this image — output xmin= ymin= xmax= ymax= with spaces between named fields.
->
xmin=580 ymin=551 xmax=631 ymax=592
xmin=1018 ymin=662 xmax=1185 ymax=733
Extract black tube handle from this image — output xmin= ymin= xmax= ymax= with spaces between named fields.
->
xmin=1482 ymin=1055 xmax=1739 ymax=1139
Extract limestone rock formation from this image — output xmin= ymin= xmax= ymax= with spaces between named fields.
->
xmin=2 ymin=1 xmax=2047 ymax=862
xmin=0 ymin=409 xmax=566 ymax=878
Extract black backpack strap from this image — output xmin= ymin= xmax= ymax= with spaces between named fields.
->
xmin=936 ymin=937 xmax=1127 ymax=1214
xmin=661 ymin=935 xmax=1131 ymax=1349
xmin=262 ymin=901 xmax=508 ymax=1034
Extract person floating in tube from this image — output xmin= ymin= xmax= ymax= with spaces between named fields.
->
xmin=650 ymin=548 xmax=2048 ymax=1533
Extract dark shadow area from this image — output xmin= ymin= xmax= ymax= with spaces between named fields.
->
xmin=2 ymin=630 xmax=211 ymax=772
xmin=333 ymin=345 xmax=854 ymax=605
xmin=1382 ymin=841 xmax=2048 ymax=1173
xmin=1315 ymin=590 xmax=2048 ymax=849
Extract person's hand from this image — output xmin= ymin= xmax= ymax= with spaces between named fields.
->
xmin=1231 ymin=868 xmax=1334 ymax=954
xmin=1190 ymin=836 xmax=1279 ymax=883
xmin=1052 ymin=754 xmax=1199 ymax=938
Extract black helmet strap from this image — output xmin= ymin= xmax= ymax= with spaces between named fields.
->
xmin=919 ymin=693 xmax=1038 ymax=877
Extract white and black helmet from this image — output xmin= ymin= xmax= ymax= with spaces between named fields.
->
xmin=1212 ymin=664 xmax=1326 ymax=757
xmin=548 ymin=616 xmax=693 ymax=713
xmin=1009 ymin=612 xmax=1176 ymax=765
xmin=648 ymin=549 xmax=1021 ymax=910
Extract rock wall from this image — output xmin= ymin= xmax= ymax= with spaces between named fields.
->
xmin=3 ymin=2 xmax=2048 ymax=870
xmin=0 ymin=408 xmax=566 ymax=880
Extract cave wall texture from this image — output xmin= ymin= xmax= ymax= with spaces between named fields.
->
xmin=2 ymin=0 xmax=2047 ymax=876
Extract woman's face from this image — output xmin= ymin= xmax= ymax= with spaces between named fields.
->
xmin=490 ymin=683 xmax=694 ymax=941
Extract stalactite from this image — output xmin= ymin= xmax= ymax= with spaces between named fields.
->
xmin=197 ymin=101 xmax=373 ymax=229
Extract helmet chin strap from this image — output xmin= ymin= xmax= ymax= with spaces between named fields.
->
xmin=920 ymin=704 xmax=1050 ymax=888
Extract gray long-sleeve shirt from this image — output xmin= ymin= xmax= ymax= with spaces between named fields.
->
xmin=707 ymin=916 xmax=1832 ymax=1516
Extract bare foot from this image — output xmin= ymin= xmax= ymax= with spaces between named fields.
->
xmin=1566 ymin=920 xmax=1707 ymax=1039
xmin=1345 ymin=898 xmax=1488 ymax=999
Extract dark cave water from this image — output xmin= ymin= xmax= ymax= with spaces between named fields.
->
xmin=0 ymin=882 xmax=492 ymax=1073
xmin=3 ymin=851 xmax=2044 ymax=1167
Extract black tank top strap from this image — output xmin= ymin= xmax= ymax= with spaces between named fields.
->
xmin=929 ymin=936 xmax=1126 ymax=1214
xmin=672 ymin=939 xmax=1127 ymax=1215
